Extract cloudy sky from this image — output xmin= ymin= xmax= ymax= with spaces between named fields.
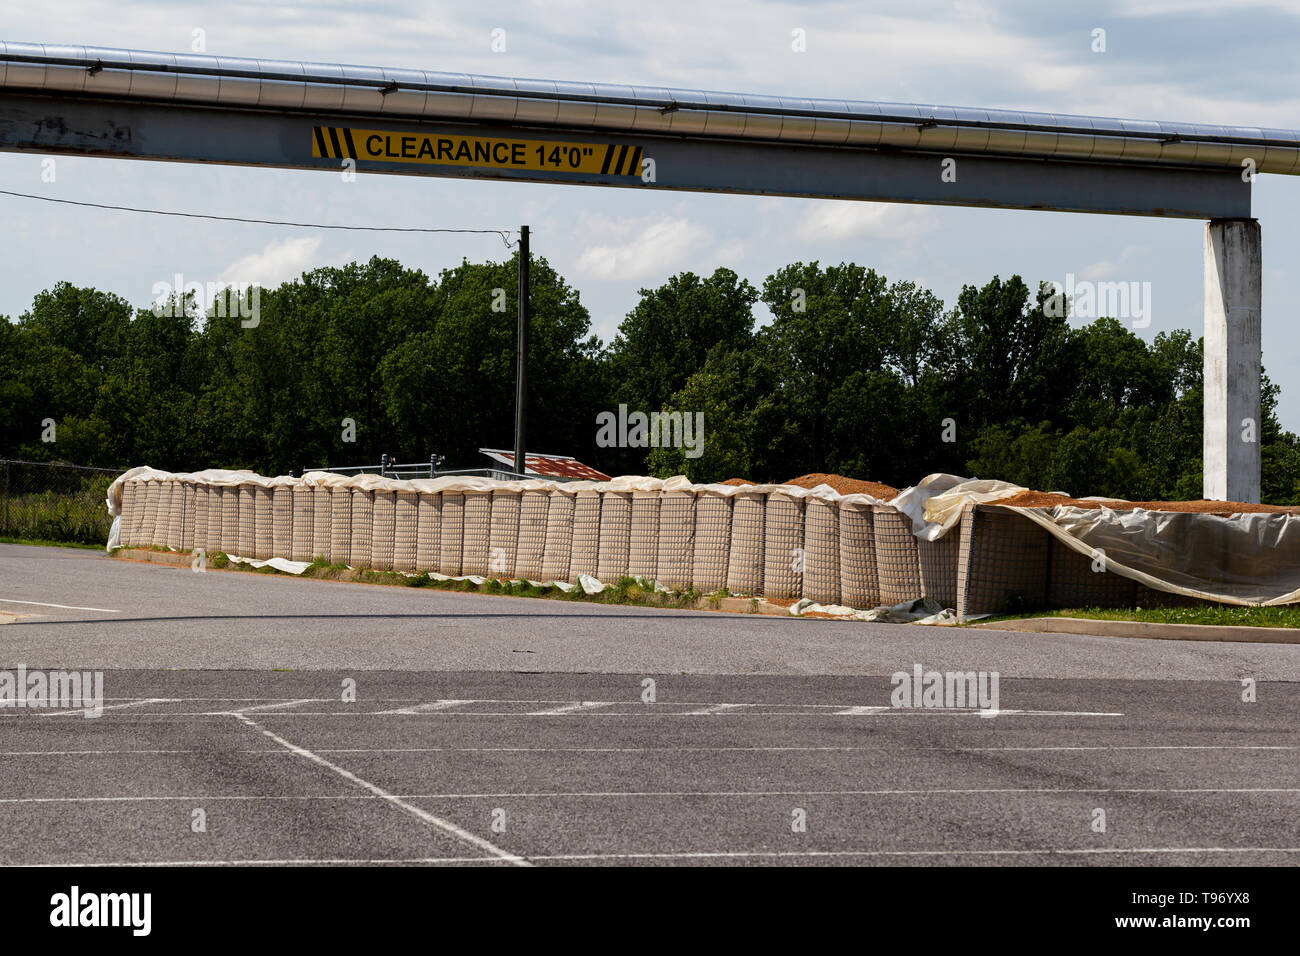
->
xmin=4 ymin=1 xmax=1300 ymax=426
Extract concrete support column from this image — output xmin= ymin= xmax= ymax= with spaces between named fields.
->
xmin=1203 ymin=218 xmax=1262 ymax=503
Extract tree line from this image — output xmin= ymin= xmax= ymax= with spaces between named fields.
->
xmin=3 ymin=254 xmax=1298 ymax=503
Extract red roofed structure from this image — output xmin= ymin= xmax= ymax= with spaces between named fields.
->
xmin=479 ymin=448 xmax=611 ymax=482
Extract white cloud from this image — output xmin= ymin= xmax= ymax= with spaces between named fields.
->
xmin=794 ymin=202 xmax=937 ymax=243
xmin=1078 ymin=245 xmax=1148 ymax=281
xmin=219 ymin=237 xmax=324 ymax=288
xmin=572 ymin=215 xmax=713 ymax=280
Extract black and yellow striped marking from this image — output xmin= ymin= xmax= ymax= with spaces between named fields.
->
xmin=313 ymin=126 xmax=643 ymax=177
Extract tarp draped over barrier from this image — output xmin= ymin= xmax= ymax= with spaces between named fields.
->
xmin=104 ymin=467 xmax=1299 ymax=609
xmin=905 ymin=473 xmax=1300 ymax=607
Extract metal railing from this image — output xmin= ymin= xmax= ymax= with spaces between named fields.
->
xmin=305 ymin=455 xmax=525 ymax=482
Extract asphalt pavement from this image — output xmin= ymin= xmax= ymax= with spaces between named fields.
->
xmin=1 ymin=543 xmax=1296 ymax=866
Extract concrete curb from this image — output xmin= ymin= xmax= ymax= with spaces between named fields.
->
xmin=974 ymin=616 xmax=1300 ymax=644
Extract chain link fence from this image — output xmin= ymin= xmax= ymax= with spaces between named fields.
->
xmin=0 ymin=459 xmax=122 ymax=545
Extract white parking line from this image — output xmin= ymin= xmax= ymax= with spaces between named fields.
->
xmin=18 ymin=846 xmax=1300 ymax=866
xmin=41 ymin=698 xmax=175 ymax=718
xmin=0 ymin=744 xmax=1292 ymax=756
xmin=3 ymin=786 xmax=1297 ymax=804
xmin=0 ymin=598 xmax=121 ymax=613
xmin=682 ymin=703 xmax=751 ymax=716
xmin=524 ymin=846 xmax=1300 ymax=862
xmin=229 ymin=712 xmax=530 ymax=867
xmin=225 ymin=699 xmax=318 ymax=715
xmin=375 ymin=700 xmax=475 ymax=715
xmin=2 ymin=707 xmax=1125 ymax=718
xmin=527 ymin=701 xmax=614 ymax=716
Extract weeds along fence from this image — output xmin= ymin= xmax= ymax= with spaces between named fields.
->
xmin=0 ymin=459 xmax=121 ymax=545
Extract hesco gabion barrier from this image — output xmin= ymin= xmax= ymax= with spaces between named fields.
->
xmin=254 ymin=486 xmax=274 ymax=560
xmin=461 ymin=491 xmax=491 ymax=576
xmin=629 ymin=491 xmax=660 ymax=581
xmin=762 ymin=492 xmax=804 ymax=600
xmin=838 ymin=500 xmax=878 ymax=608
xmin=516 ymin=491 xmax=549 ymax=580
xmin=311 ymin=485 xmax=331 ymax=559
xmin=110 ymin=469 xmax=1059 ymax=612
xmin=569 ymin=490 xmax=601 ymax=579
xmin=192 ymin=484 xmax=209 ymax=554
xmin=801 ymin=496 xmax=840 ymax=606
xmin=489 ymin=490 xmax=521 ymax=577
xmin=393 ymin=490 xmax=419 ymax=572
xmin=726 ymin=491 xmax=765 ymax=597
xmin=691 ymin=492 xmax=732 ymax=593
xmin=871 ymin=505 xmax=921 ymax=605
xmin=540 ymin=492 xmax=574 ymax=583
xmin=238 ymin=485 xmax=258 ymax=558
xmin=162 ymin=481 xmax=184 ymax=551
xmin=656 ymin=490 xmax=695 ymax=591
xmin=439 ymin=492 xmax=464 ymax=576
xmin=414 ymin=491 xmax=439 ymax=571
xmin=291 ymin=484 xmax=314 ymax=562
xmin=596 ymin=491 xmax=632 ymax=582
xmin=371 ymin=490 xmax=396 ymax=571
xmin=221 ymin=485 xmax=241 ymax=556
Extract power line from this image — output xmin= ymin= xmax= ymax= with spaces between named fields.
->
xmin=0 ymin=188 xmax=516 ymax=246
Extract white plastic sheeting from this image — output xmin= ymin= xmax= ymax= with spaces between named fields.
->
xmin=900 ymin=473 xmax=1300 ymax=606
xmin=106 ymin=467 xmax=891 ymax=516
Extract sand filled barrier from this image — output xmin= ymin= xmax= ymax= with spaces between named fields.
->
xmin=106 ymin=468 xmax=1295 ymax=614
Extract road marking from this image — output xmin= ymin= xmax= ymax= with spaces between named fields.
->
xmin=41 ymin=698 xmax=175 ymax=718
xmin=0 ymin=598 xmax=120 ymax=613
xmin=0 ymin=750 xmax=205 ymax=756
xmin=3 ymin=706 xmax=1125 ymax=718
xmin=0 ymin=694 xmax=1129 ymax=717
xmin=527 ymin=701 xmax=614 ymax=716
xmin=376 ymin=700 xmax=475 ymax=715
xmin=27 ymin=857 xmax=510 ymax=866
xmin=1 ymin=744 xmax=1292 ymax=757
xmin=526 ymin=847 xmax=1300 ymax=862
xmin=3 ymin=786 xmax=1297 ymax=804
xmin=682 ymin=703 xmax=750 ymax=716
xmin=224 ymin=699 xmax=317 ymax=715
xmin=17 ymin=695 xmax=1115 ymax=709
xmin=229 ymin=713 xmax=530 ymax=867
xmin=20 ymin=847 xmax=1300 ymax=866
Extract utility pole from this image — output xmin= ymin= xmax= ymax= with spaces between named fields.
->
xmin=513 ymin=224 xmax=530 ymax=478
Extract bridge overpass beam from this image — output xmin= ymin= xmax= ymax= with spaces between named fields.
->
xmin=1203 ymin=218 xmax=1262 ymax=503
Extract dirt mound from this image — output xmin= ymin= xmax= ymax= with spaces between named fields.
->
xmin=783 ymin=473 xmax=898 ymax=500
xmin=720 ymin=478 xmax=752 ymax=486
xmin=990 ymin=489 xmax=1299 ymax=516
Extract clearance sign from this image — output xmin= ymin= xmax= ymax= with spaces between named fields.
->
xmin=312 ymin=126 xmax=645 ymax=177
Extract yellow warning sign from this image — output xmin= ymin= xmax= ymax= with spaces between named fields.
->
xmin=312 ymin=126 xmax=643 ymax=177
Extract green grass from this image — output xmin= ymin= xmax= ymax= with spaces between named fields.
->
xmin=129 ymin=549 xmax=712 ymax=611
xmin=1 ymin=482 xmax=114 ymax=545
xmin=0 ymin=536 xmax=104 ymax=550
xmin=980 ymin=604 xmax=1300 ymax=629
